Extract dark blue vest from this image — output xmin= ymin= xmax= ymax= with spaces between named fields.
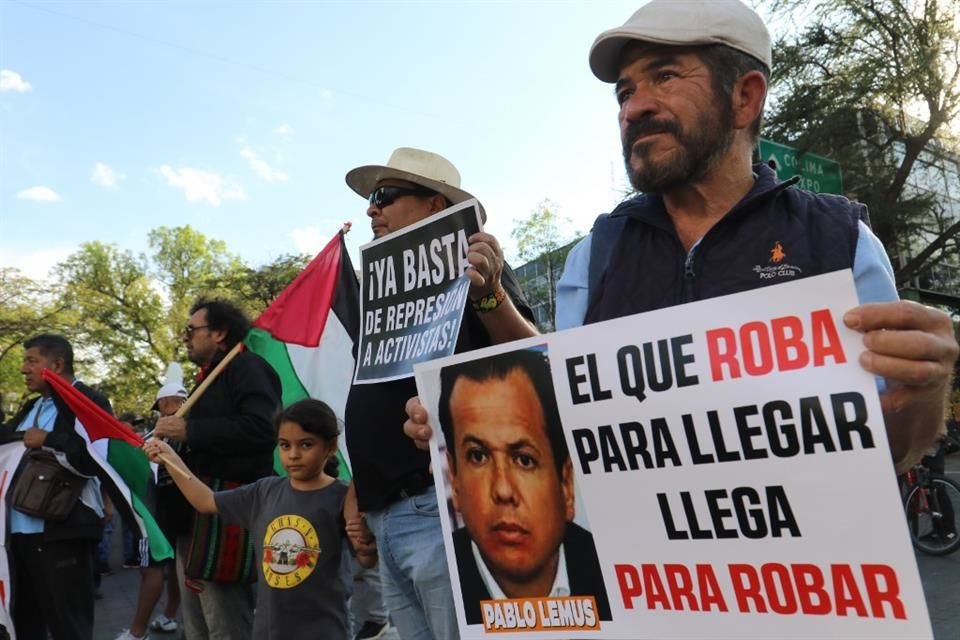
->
xmin=585 ymin=164 xmax=865 ymax=324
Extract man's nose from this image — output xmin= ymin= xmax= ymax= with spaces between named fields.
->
xmin=490 ymin=458 xmax=518 ymax=505
xmin=366 ymin=202 xmax=380 ymax=218
xmin=621 ymin=87 xmax=658 ymax=124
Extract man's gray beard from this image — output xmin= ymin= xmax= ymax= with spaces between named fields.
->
xmin=623 ymin=112 xmax=735 ymax=194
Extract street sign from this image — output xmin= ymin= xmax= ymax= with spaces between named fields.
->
xmin=758 ymin=138 xmax=843 ymax=195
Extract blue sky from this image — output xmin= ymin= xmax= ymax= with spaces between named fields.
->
xmin=0 ymin=0 xmax=661 ymax=279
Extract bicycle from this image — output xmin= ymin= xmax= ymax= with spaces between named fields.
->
xmin=901 ymin=448 xmax=960 ymax=556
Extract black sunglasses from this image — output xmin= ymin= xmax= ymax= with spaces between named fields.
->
xmin=182 ymin=324 xmax=209 ymax=338
xmin=368 ymin=185 xmax=436 ymax=209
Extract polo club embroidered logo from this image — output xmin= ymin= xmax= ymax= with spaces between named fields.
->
xmin=770 ymin=241 xmax=787 ymax=263
xmin=753 ymin=241 xmax=803 ymax=281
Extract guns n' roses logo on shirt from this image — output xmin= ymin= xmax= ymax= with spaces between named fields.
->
xmin=262 ymin=514 xmax=321 ymax=589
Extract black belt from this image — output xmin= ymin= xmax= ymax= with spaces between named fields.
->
xmin=396 ymin=469 xmax=435 ymax=499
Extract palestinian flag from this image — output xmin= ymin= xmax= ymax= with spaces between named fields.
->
xmin=244 ymin=230 xmax=360 ymax=477
xmin=42 ymin=370 xmax=175 ymax=565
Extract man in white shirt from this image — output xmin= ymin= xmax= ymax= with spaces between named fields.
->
xmin=4 ymin=334 xmax=111 ymax=640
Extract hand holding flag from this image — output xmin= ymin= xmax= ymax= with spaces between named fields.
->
xmin=41 ymin=369 xmax=191 ymax=480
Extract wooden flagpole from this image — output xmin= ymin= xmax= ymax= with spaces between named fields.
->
xmin=157 ymin=452 xmax=193 ymax=480
xmin=146 ymin=341 xmax=244 ymax=480
xmin=174 ymin=341 xmax=244 ymax=418
xmin=156 ymin=222 xmax=351 ymax=476
xmin=155 ymin=223 xmax=351 ymax=479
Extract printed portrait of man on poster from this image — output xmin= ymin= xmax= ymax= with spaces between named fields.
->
xmin=436 ymin=346 xmax=612 ymax=627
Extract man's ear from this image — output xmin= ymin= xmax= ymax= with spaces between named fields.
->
xmin=211 ymin=327 xmax=229 ymax=349
xmin=49 ymin=356 xmax=66 ymax=376
xmin=428 ymin=194 xmax=449 ymax=214
xmin=447 ymin=451 xmax=461 ymax=513
xmin=731 ymin=69 xmax=767 ymax=132
xmin=561 ymin=457 xmax=575 ymax=522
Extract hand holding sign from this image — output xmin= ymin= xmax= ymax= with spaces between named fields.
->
xmin=404 ymin=395 xmax=432 ymax=451
xmin=465 ymin=231 xmax=505 ymax=299
xmin=845 ymin=300 xmax=956 ymax=393
xmin=844 ymin=300 xmax=959 ymax=472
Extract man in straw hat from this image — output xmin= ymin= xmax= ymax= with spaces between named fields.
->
xmin=343 ymin=147 xmax=537 ymax=639
xmin=551 ymin=0 xmax=956 ymax=473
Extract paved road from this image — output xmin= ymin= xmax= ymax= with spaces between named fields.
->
xmin=917 ymin=450 xmax=960 ymax=640
xmin=93 ymin=536 xmax=401 ymax=640
xmin=94 ymin=457 xmax=960 ymax=639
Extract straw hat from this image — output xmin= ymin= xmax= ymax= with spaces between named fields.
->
xmin=345 ymin=147 xmax=476 ymax=207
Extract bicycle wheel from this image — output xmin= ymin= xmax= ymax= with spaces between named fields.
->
xmin=905 ymin=476 xmax=960 ymax=556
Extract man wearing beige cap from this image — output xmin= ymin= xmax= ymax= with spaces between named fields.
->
xmin=552 ymin=0 xmax=957 ymax=473
xmin=343 ymin=147 xmax=537 ymax=639
xmin=408 ymin=0 xmax=955 ymax=505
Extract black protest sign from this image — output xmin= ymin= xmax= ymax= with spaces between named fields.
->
xmin=355 ymin=200 xmax=482 ymax=383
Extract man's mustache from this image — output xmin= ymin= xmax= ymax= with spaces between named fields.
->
xmin=622 ymin=118 xmax=683 ymax=151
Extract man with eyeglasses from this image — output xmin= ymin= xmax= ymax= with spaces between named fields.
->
xmin=154 ymin=298 xmax=281 ymax=640
xmin=342 ymin=147 xmax=537 ymax=640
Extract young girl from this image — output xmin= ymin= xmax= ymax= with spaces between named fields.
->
xmin=144 ymin=399 xmax=376 ymax=640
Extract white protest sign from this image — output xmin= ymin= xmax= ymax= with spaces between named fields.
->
xmin=0 ymin=441 xmax=24 ymax=639
xmin=414 ymin=271 xmax=931 ymax=639
xmin=356 ymin=199 xmax=482 ymax=384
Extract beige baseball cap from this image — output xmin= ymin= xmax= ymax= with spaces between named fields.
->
xmin=589 ymin=0 xmax=771 ymax=83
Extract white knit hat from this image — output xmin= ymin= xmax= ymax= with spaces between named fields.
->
xmin=155 ymin=363 xmax=187 ymax=401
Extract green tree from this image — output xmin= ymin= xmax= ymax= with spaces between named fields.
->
xmin=511 ymin=200 xmax=583 ymax=331
xmin=0 ymin=268 xmax=72 ymax=414
xmin=55 ymin=243 xmax=174 ymax=413
xmin=148 ymin=225 xmax=246 ymax=334
xmin=51 ymin=228 xmax=309 ymax=413
xmin=766 ymin=0 xmax=960 ymax=288
xmin=214 ymin=253 xmax=310 ymax=315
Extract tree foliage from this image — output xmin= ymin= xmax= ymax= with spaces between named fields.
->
xmin=148 ymin=227 xmax=237 ymax=299
xmin=56 ymin=242 xmax=175 ymax=412
xmin=511 ymin=200 xmax=582 ymax=331
xmin=0 ymin=268 xmax=72 ymax=414
xmin=36 ymin=226 xmax=311 ymax=414
xmin=766 ymin=0 xmax=960 ymax=287
xmin=214 ymin=254 xmax=310 ymax=313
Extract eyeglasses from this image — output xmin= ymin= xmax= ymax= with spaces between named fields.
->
xmin=182 ymin=324 xmax=209 ymax=338
xmin=368 ymin=185 xmax=436 ymax=209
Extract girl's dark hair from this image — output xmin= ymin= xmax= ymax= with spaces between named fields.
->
xmin=275 ymin=399 xmax=342 ymax=477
